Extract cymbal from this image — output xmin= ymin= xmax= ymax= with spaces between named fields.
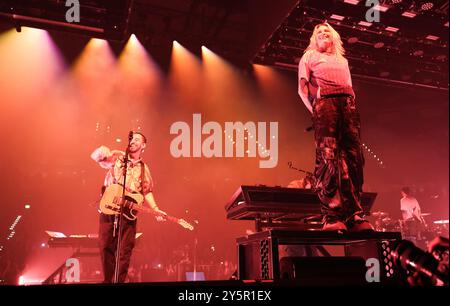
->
xmin=371 ymin=211 xmax=388 ymax=217
xmin=421 ymin=213 xmax=431 ymax=216
xmin=433 ymin=220 xmax=449 ymax=224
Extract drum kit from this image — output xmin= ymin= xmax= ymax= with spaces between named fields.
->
xmin=370 ymin=211 xmax=398 ymax=232
xmin=370 ymin=211 xmax=400 ymax=232
xmin=369 ymin=210 xmax=449 ymax=239
xmin=432 ymin=219 xmax=449 ymax=236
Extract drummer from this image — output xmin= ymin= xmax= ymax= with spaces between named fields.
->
xmin=400 ymin=186 xmax=426 ymax=239
xmin=400 ymin=186 xmax=425 ymax=224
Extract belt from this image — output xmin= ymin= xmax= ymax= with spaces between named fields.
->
xmin=320 ymin=93 xmax=353 ymax=99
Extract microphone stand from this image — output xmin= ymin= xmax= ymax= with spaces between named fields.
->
xmin=113 ymin=133 xmax=132 ymax=283
xmin=193 ymin=237 xmax=198 ymax=281
xmin=188 ymin=212 xmax=198 ymax=281
xmin=287 ymin=161 xmax=313 ymax=177
xmin=287 ymin=161 xmax=316 ymax=189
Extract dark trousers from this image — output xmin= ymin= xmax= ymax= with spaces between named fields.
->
xmin=312 ymin=95 xmax=365 ymax=223
xmin=99 ymin=213 xmax=137 ymax=283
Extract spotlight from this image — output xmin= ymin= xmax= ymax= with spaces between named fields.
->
xmin=421 ymin=2 xmax=434 ymax=11
xmin=344 ymin=0 xmax=360 ymax=4
xmin=330 ymin=14 xmax=345 ymax=21
xmin=385 ymin=26 xmax=399 ymax=32
xmin=358 ymin=21 xmax=373 ymax=27
xmin=402 ymin=11 xmax=417 ymax=18
xmin=374 ymin=4 xmax=390 ymax=12
xmin=425 ymin=35 xmax=439 ymax=41
xmin=348 ymin=37 xmax=359 ymax=44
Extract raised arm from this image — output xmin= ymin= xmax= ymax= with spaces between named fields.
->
xmin=90 ymin=145 xmax=125 ymax=169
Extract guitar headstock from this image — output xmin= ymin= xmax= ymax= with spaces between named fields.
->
xmin=178 ymin=218 xmax=194 ymax=231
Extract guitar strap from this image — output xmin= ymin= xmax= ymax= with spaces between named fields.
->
xmin=139 ymin=160 xmax=145 ymax=195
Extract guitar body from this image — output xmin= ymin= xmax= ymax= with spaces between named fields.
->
xmin=99 ymin=184 xmax=144 ymax=220
xmin=99 ymin=184 xmax=195 ymax=230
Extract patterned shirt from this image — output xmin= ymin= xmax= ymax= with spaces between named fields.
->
xmin=298 ymin=50 xmax=354 ymax=98
xmin=104 ymin=156 xmax=153 ymax=195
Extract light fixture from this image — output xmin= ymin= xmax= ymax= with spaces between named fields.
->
xmin=374 ymin=4 xmax=389 ymax=12
xmin=425 ymin=35 xmax=439 ymax=40
xmin=358 ymin=21 xmax=372 ymax=27
xmin=330 ymin=14 xmax=345 ymax=21
xmin=420 ymin=2 xmax=434 ymax=11
xmin=344 ymin=0 xmax=360 ymax=5
xmin=385 ymin=26 xmax=399 ymax=32
xmin=15 ymin=21 xmax=21 ymax=32
xmin=348 ymin=37 xmax=359 ymax=44
xmin=402 ymin=11 xmax=417 ymax=18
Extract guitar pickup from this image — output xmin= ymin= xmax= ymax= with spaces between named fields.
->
xmin=105 ymin=204 xmax=120 ymax=212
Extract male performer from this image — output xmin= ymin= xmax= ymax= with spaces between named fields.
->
xmin=400 ymin=186 xmax=424 ymax=223
xmin=297 ymin=22 xmax=373 ymax=232
xmin=91 ymin=131 xmax=167 ymax=283
xmin=400 ymin=186 xmax=425 ymax=238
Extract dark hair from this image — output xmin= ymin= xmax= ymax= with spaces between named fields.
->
xmin=133 ymin=131 xmax=147 ymax=143
xmin=401 ymin=186 xmax=411 ymax=195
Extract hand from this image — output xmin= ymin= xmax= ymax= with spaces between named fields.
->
xmin=91 ymin=145 xmax=111 ymax=162
xmin=427 ymin=236 xmax=449 ymax=253
xmin=154 ymin=208 xmax=167 ymax=222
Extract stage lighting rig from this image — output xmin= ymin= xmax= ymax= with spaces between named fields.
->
xmin=0 ymin=0 xmax=133 ymax=41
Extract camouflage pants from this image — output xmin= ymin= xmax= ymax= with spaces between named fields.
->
xmin=312 ymin=95 xmax=365 ymax=223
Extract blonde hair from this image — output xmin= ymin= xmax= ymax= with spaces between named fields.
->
xmin=305 ymin=22 xmax=345 ymax=60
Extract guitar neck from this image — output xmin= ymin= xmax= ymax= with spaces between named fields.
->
xmin=132 ymin=205 xmax=177 ymax=221
xmin=165 ymin=215 xmax=180 ymax=223
xmin=129 ymin=204 xmax=193 ymax=230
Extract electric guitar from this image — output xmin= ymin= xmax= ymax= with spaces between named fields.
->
xmin=99 ymin=184 xmax=194 ymax=231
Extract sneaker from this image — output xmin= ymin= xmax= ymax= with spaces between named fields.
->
xmin=348 ymin=215 xmax=374 ymax=232
xmin=322 ymin=220 xmax=348 ymax=231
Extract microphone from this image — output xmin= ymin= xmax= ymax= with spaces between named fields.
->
xmin=128 ymin=131 xmax=134 ymax=142
xmin=304 ymin=126 xmax=314 ymax=132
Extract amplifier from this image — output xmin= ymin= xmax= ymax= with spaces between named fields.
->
xmin=236 ymin=230 xmax=405 ymax=285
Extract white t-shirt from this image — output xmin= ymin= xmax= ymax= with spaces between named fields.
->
xmin=400 ymin=196 xmax=422 ymax=221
